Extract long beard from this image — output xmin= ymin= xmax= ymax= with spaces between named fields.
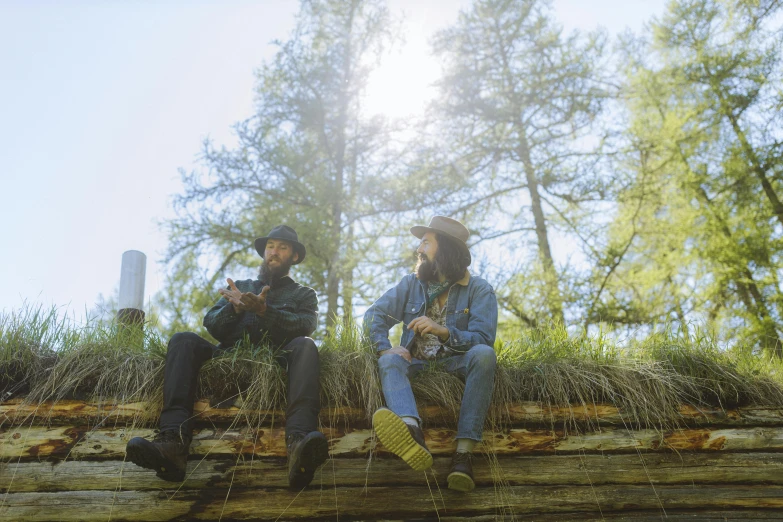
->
xmin=416 ymin=254 xmax=439 ymax=282
xmin=259 ymin=257 xmax=294 ymax=284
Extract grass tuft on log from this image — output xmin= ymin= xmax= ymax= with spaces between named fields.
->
xmin=2 ymin=304 xmax=783 ymax=432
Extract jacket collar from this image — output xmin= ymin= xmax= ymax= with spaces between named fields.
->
xmin=416 ymin=270 xmax=471 ymax=287
xmin=455 ymin=270 xmax=471 ymax=286
xmin=259 ymin=274 xmax=295 ymax=289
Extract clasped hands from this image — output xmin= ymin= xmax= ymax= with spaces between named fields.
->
xmin=219 ymin=278 xmax=270 ymax=316
xmin=379 ymin=317 xmax=449 ymax=362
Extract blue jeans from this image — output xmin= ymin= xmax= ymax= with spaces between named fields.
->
xmin=377 ymin=344 xmax=497 ymax=441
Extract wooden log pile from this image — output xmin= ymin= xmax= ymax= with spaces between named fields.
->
xmin=2 ymin=399 xmax=783 ymax=520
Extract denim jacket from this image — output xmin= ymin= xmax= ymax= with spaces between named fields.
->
xmin=365 ymin=271 xmax=498 ymax=354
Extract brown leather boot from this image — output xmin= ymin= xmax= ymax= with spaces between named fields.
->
xmin=126 ymin=430 xmax=190 ymax=482
xmin=286 ymin=431 xmax=329 ymax=490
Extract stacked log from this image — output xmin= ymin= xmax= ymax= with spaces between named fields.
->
xmin=2 ymin=399 xmax=783 ymax=520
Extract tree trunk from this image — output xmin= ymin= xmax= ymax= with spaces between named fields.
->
xmin=706 ymin=68 xmax=783 ymax=228
xmin=518 ymin=136 xmax=565 ymax=324
xmin=325 ymin=2 xmax=357 ymax=330
xmin=691 ymin=183 xmax=782 ymax=357
xmin=728 ymin=111 xmax=783 ymax=228
xmin=667 ymin=276 xmax=690 ymax=339
xmin=673 ymin=138 xmax=783 ymax=357
xmin=343 ymin=223 xmax=354 ymax=319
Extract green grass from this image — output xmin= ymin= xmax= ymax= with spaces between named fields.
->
xmin=2 ymin=304 xmax=783 ymax=432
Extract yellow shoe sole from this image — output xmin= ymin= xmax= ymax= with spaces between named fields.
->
xmin=447 ymin=470 xmax=475 ymax=492
xmin=372 ymin=408 xmax=433 ymax=471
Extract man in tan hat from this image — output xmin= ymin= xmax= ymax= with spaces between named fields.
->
xmin=126 ymin=225 xmax=328 ymax=490
xmin=365 ymin=216 xmax=498 ymax=492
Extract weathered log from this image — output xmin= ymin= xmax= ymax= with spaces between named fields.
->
xmin=3 ymin=424 xmax=783 ymax=461
xmin=4 ymin=399 xmax=783 ymax=428
xmin=1 ymin=485 xmax=783 ymax=521
xmin=2 ymin=452 xmax=783 ymax=493
xmin=418 ymin=511 xmax=783 ymax=521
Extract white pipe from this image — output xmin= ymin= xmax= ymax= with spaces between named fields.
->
xmin=118 ymin=250 xmax=147 ymax=311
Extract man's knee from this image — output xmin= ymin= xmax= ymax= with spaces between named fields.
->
xmin=288 ymin=337 xmax=318 ymax=360
xmin=166 ymin=332 xmax=215 ymax=366
xmin=167 ymin=332 xmax=202 ymax=353
xmin=466 ymin=344 xmax=497 ymax=369
xmin=378 ymin=352 xmax=407 ymax=370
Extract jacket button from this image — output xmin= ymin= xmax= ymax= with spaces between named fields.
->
xmin=464 ymin=308 xmax=469 ymax=314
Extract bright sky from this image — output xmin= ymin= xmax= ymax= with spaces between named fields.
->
xmin=0 ymin=0 xmax=665 ymax=321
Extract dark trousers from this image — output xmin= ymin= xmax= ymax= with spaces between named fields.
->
xmin=159 ymin=332 xmax=320 ymax=438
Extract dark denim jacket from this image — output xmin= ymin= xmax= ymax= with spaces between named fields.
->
xmin=203 ymin=276 xmax=317 ymax=349
xmin=365 ymin=271 xmax=498 ymax=354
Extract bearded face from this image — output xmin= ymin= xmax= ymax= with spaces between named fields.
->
xmin=414 ymin=231 xmax=470 ymax=283
xmin=259 ymin=251 xmax=296 ymax=283
xmin=416 ymin=252 xmax=439 ymax=282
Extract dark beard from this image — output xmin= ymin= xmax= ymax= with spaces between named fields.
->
xmin=416 ymin=254 xmax=439 ymax=282
xmin=259 ymin=257 xmax=294 ymax=285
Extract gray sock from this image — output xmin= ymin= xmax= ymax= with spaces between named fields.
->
xmin=401 ymin=416 xmax=419 ymax=427
xmin=456 ymin=438 xmax=476 ymax=453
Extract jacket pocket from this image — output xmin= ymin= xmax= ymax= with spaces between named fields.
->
xmin=402 ymin=300 xmax=424 ymax=326
xmin=450 ymin=307 xmax=470 ymax=330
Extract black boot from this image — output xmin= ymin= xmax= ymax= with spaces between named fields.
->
xmin=126 ymin=430 xmax=191 ymax=482
xmin=447 ymin=451 xmax=475 ymax=492
xmin=286 ymin=431 xmax=329 ymax=490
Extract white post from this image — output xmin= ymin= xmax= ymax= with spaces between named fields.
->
xmin=118 ymin=250 xmax=147 ymax=325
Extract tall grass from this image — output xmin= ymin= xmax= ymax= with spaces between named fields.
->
xmin=2 ymin=304 xmax=783 ymax=431
xmin=0 ymin=304 xmax=166 ymax=426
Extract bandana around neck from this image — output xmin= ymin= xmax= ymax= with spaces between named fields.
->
xmin=426 ymin=280 xmax=452 ymax=306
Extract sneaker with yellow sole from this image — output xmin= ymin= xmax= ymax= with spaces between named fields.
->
xmin=372 ymin=407 xmax=433 ymax=471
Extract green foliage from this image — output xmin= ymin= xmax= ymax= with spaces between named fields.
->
xmin=148 ymin=0 xmax=783 ymax=357
xmin=592 ymin=0 xmax=783 ymax=355
xmin=160 ymin=0 xmax=429 ymax=335
xmin=428 ymin=0 xmax=611 ymax=326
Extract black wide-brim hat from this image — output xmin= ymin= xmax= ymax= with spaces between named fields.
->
xmin=254 ymin=225 xmax=306 ymax=264
xmin=410 ymin=215 xmax=471 ymax=266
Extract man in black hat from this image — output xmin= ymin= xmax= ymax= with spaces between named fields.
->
xmin=126 ymin=225 xmax=328 ymax=490
xmin=365 ymin=216 xmax=498 ymax=492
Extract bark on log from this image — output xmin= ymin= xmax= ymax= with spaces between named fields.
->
xmin=423 ymin=512 xmax=783 ymax=521
xmin=3 ymin=425 xmax=783 ymax=461
xmin=2 ymin=485 xmax=783 ymax=521
xmin=4 ymin=399 xmax=783 ymax=428
xmin=2 ymin=453 xmax=783 ymax=493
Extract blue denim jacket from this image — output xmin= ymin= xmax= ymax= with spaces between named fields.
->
xmin=365 ymin=271 xmax=498 ymax=354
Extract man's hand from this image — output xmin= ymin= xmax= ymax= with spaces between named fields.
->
xmin=218 ymin=278 xmax=245 ymax=313
xmin=219 ymin=279 xmax=270 ymax=315
xmin=379 ymin=346 xmax=411 ymax=362
xmin=408 ymin=316 xmax=449 ymax=342
xmin=239 ymin=285 xmax=270 ymax=316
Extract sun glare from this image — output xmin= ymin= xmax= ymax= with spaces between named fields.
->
xmin=362 ymin=26 xmax=439 ymax=120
